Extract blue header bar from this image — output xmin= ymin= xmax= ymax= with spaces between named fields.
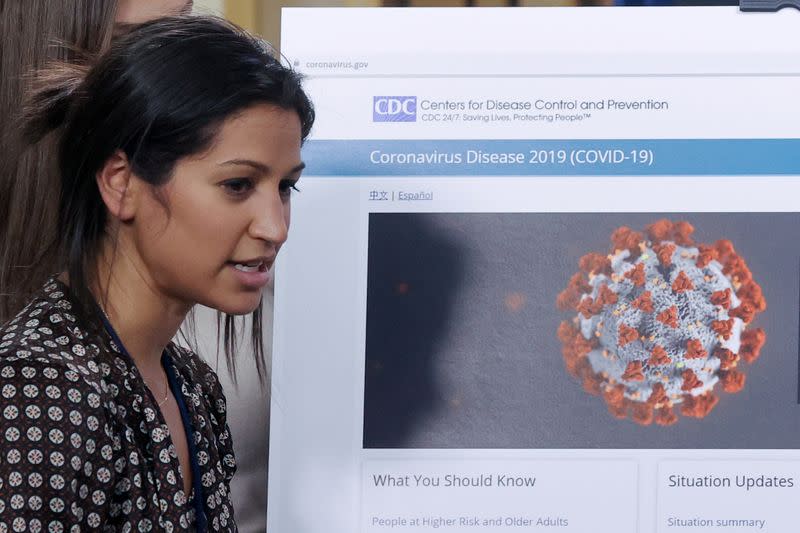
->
xmin=302 ymin=139 xmax=800 ymax=176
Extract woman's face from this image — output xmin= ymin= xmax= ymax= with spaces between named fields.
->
xmin=130 ymin=104 xmax=304 ymax=315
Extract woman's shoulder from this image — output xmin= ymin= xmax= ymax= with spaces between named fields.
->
xmin=0 ymin=282 xmax=119 ymax=528
xmin=2 ymin=278 xmax=75 ymax=335
xmin=0 ymin=282 xmax=115 ymax=444
xmin=0 ymin=278 xmax=106 ymax=382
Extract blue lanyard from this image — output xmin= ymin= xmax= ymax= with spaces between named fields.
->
xmin=164 ymin=351 xmax=208 ymax=533
xmin=100 ymin=314 xmax=208 ymax=532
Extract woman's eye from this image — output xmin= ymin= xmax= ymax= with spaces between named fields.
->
xmin=221 ymin=178 xmax=254 ymax=196
xmin=279 ymin=180 xmax=301 ymax=199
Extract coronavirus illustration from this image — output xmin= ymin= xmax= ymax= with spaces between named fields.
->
xmin=556 ymin=220 xmax=766 ymax=426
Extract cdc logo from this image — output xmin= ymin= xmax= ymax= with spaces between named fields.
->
xmin=373 ymin=96 xmax=417 ymax=122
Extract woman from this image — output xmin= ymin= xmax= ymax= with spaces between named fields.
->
xmin=0 ymin=15 xmax=313 ymax=531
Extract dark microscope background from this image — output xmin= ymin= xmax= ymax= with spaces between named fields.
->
xmin=363 ymin=212 xmax=800 ymax=449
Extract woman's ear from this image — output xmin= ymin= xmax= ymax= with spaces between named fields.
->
xmin=96 ymin=150 xmax=138 ymax=222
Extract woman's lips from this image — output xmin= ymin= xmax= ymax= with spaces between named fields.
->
xmin=227 ymin=260 xmax=271 ymax=288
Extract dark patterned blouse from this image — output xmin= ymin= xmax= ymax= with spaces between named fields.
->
xmin=0 ymin=279 xmax=237 ymax=531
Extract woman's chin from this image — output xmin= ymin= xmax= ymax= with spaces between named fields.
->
xmin=208 ymin=294 xmax=263 ymax=316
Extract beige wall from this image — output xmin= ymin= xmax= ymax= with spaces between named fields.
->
xmin=193 ymin=0 xmax=226 ymax=16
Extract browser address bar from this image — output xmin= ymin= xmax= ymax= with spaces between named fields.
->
xmin=293 ymin=52 xmax=800 ymax=77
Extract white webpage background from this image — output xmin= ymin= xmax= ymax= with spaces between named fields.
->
xmin=271 ymin=7 xmax=800 ymax=533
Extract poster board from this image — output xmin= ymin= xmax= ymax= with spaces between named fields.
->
xmin=272 ymin=7 xmax=800 ymax=532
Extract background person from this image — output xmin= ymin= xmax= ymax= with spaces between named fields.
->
xmin=0 ymin=0 xmax=193 ymax=326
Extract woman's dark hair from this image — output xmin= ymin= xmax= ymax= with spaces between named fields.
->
xmin=0 ymin=0 xmax=119 ymax=324
xmin=20 ymin=15 xmax=315 ymax=383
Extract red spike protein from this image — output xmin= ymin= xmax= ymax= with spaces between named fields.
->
xmin=556 ymin=220 xmax=766 ymax=426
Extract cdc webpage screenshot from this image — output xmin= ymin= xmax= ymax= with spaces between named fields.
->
xmin=270 ymin=7 xmax=800 ymax=533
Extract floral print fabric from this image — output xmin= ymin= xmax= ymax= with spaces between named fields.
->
xmin=0 ymin=279 xmax=237 ymax=531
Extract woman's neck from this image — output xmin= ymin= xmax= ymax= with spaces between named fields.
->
xmin=90 ymin=241 xmax=191 ymax=375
